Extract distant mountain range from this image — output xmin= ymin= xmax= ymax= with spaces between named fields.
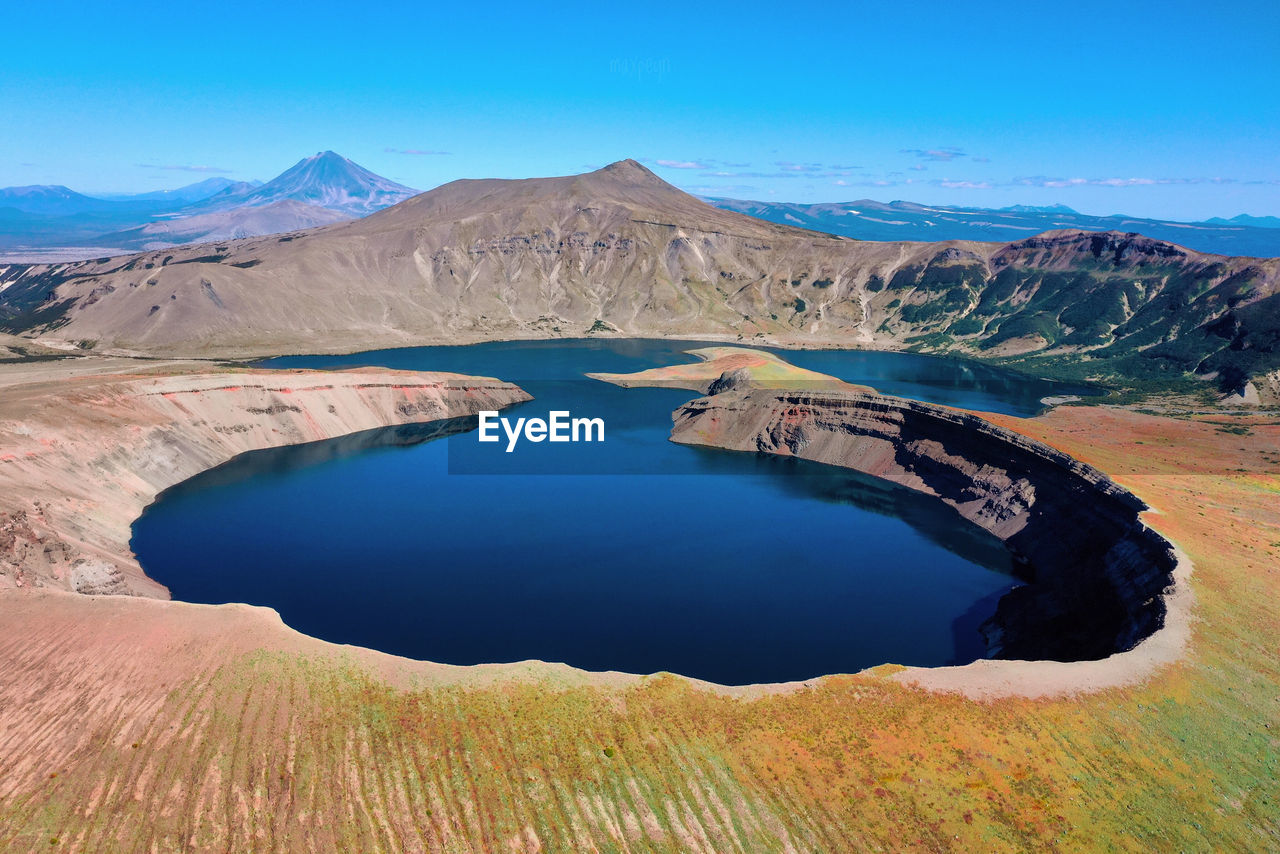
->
xmin=2 ymin=160 xmax=1277 ymax=402
xmin=0 ymin=185 xmax=130 ymax=216
xmin=1204 ymin=213 xmax=1280 ymax=229
xmin=706 ymin=197 xmax=1280 ymax=258
xmin=0 ymin=152 xmax=418 ymax=258
xmin=97 ymin=177 xmax=262 ymax=205
xmin=3 ymin=154 xmax=1277 ymax=262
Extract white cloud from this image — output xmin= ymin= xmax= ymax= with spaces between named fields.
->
xmin=136 ymin=163 xmax=232 ymax=173
xmin=385 ymin=148 xmax=451 ymax=156
xmin=936 ymin=180 xmax=993 ymax=189
xmin=1012 ymin=175 xmax=1239 ymax=188
xmin=656 ymin=159 xmax=709 ymax=169
xmin=902 ymin=147 xmax=965 ymax=162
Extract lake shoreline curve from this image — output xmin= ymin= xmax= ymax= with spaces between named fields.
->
xmin=670 ymin=387 xmax=1193 ymax=699
xmin=0 ymin=363 xmax=531 ymax=597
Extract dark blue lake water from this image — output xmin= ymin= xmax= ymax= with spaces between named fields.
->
xmin=131 ymin=340 xmax=1090 ymax=685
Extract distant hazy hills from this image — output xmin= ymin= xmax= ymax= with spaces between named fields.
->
xmin=97 ymin=177 xmax=262 ymax=205
xmin=0 ymin=152 xmax=418 ymax=257
xmin=89 ymin=201 xmax=350 ymax=250
xmin=0 ymin=184 xmax=135 ymax=216
xmin=707 ymin=197 xmax=1280 ymax=259
xmin=1204 ymin=213 xmax=1280 ymax=229
xmin=3 ymin=160 xmax=1278 ymax=402
xmin=4 ymin=154 xmax=1277 ymax=262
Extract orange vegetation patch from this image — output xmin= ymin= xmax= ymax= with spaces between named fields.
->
xmin=588 ymin=346 xmax=865 ymax=393
xmin=0 ymin=404 xmax=1277 ymax=850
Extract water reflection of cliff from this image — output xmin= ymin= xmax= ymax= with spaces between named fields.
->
xmin=681 ymin=445 xmax=1019 ymax=582
xmin=155 ymin=416 xmax=478 ymax=500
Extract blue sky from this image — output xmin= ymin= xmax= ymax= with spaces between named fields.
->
xmin=3 ymin=0 xmax=1277 ymax=220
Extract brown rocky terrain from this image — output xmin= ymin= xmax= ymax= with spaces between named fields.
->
xmin=1 ymin=161 xmax=1277 ymax=396
xmin=0 ymin=331 xmax=65 ymax=361
xmin=0 ymin=362 xmax=529 ymax=596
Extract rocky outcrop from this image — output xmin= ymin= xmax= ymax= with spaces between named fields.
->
xmin=0 ymin=366 xmax=529 ymax=597
xmin=707 ymin=367 xmax=753 ymax=395
xmin=1237 ymin=367 xmax=1280 ymax=407
xmin=670 ymin=389 xmax=1181 ymax=662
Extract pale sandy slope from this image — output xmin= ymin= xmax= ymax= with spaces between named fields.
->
xmin=0 ymin=358 xmax=528 ymax=596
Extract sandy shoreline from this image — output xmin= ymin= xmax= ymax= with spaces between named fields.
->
xmin=0 ymin=351 xmax=1195 ymax=700
xmin=889 ymin=543 xmax=1194 ymax=700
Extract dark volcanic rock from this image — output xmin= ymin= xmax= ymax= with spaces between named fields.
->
xmin=670 ymin=389 xmax=1179 ymax=663
xmin=707 ymin=367 xmax=753 ymax=395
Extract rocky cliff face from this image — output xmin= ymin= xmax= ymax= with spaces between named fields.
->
xmin=670 ymin=389 xmax=1180 ymax=662
xmin=0 ymin=367 xmax=529 ymax=597
xmin=1 ymin=161 xmax=1276 ymax=394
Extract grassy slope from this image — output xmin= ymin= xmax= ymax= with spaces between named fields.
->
xmin=0 ymin=408 xmax=1277 ymax=851
xmin=588 ymin=346 xmax=862 ymax=392
xmin=875 ymin=247 xmax=1279 ymax=398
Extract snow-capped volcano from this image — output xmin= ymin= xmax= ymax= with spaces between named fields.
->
xmin=194 ymin=151 xmax=417 ymax=217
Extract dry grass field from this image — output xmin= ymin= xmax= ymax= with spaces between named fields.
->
xmin=1 ymin=403 xmax=1277 ymax=851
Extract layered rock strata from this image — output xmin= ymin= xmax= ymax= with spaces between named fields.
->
xmin=0 ymin=367 xmax=529 ymax=597
xmin=670 ymin=389 xmax=1182 ymax=662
